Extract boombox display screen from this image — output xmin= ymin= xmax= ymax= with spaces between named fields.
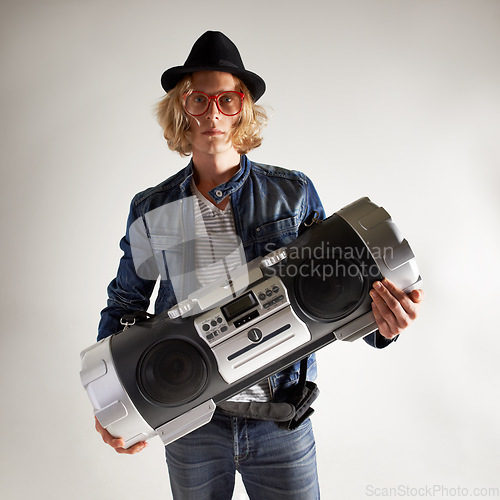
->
xmin=80 ymin=197 xmax=422 ymax=449
xmin=222 ymin=292 xmax=258 ymax=322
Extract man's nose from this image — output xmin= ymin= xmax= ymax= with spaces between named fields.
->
xmin=205 ymin=97 xmax=220 ymax=118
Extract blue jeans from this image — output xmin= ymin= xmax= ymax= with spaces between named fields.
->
xmin=165 ymin=410 xmax=320 ymax=499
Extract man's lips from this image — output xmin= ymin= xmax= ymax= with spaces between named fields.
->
xmin=202 ymin=129 xmax=224 ymax=136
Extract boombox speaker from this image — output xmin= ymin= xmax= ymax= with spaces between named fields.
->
xmin=80 ymin=197 xmax=422 ymax=448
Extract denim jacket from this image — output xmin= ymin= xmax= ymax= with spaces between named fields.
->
xmin=98 ymin=155 xmax=326 ymax=397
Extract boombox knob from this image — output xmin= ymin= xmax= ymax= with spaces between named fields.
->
xmin=261 ymin=248 xmax=287 ymax=268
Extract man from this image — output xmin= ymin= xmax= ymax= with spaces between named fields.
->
xmin=95 ymin=31 xmax=423 ymax=499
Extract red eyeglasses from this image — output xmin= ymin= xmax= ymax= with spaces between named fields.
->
xmin=184 ymin=91 xmax=245 ymax=117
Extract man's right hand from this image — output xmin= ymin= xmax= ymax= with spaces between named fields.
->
xmin=94 ymin=417 xmax=148 ymax=454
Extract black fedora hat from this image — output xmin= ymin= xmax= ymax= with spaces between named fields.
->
xmin=161 ymin=31 xmax=266 ymax=102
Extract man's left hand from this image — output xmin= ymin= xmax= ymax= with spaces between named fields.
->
xmin=370 ymin=278 xmax=424 ymax=340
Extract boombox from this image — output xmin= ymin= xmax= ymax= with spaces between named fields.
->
xmin=80 ymin=197 xmax=421 ymax=448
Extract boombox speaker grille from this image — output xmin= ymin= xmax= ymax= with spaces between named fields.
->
xmin=138 ymin=339 xmax=209 ymax=406
xmin=294 ymin=256 xmax=368 ymax=322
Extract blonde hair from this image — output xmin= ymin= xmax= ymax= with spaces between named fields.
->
xmin=155 ymin=74 xmax=268 ymax=157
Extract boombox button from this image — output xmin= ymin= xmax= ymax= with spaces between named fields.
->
xmin=217 ymin=317 xmax=223 ymax=324
xmin=247 ymin=328 xmax=263 ymax=343
xmin=211 ymin=320 xmax=217 ymax=327
xmin=202 ymin=324 xmax=210 ymax=331
xmin=266 ymin=289 xmax=273 ymax=297
xmin=258 ymin=293 xmax=266 ymax=301
xmin=272 ymin=285 xmax=280 ymax=294
xmin=220 ymin=326 xmax=228 ymax=333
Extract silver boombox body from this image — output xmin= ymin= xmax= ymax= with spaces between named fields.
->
xmin=80 ymin=197 xmax=422 ymax=448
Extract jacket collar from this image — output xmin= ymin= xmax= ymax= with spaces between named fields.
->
xmin=179 ymin=155 xmax=251 ymax=204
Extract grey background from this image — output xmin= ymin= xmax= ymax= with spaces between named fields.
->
xmin=1 ymin=1 xmax=499 ymax=498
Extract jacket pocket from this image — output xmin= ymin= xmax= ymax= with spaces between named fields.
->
xmin=149 ymin=232 xmax=184 ymax=252
xmin=148 ymin=232 xmax=186 ymax=281
xmin=254 ymin=216 xmax=299 ymax=243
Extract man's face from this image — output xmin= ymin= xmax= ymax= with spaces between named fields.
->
xmin=186 ymin=71 xmax=240 ymax=158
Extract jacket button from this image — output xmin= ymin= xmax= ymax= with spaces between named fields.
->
xmin=215 ymin=190 xmax=223 ymax=197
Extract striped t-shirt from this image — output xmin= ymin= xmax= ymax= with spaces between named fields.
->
xmin=192 ymin=182 xmax=271 ymax=403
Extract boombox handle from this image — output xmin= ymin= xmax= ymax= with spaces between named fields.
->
xmin=167 ymin=248 xmax=288 ymax=320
